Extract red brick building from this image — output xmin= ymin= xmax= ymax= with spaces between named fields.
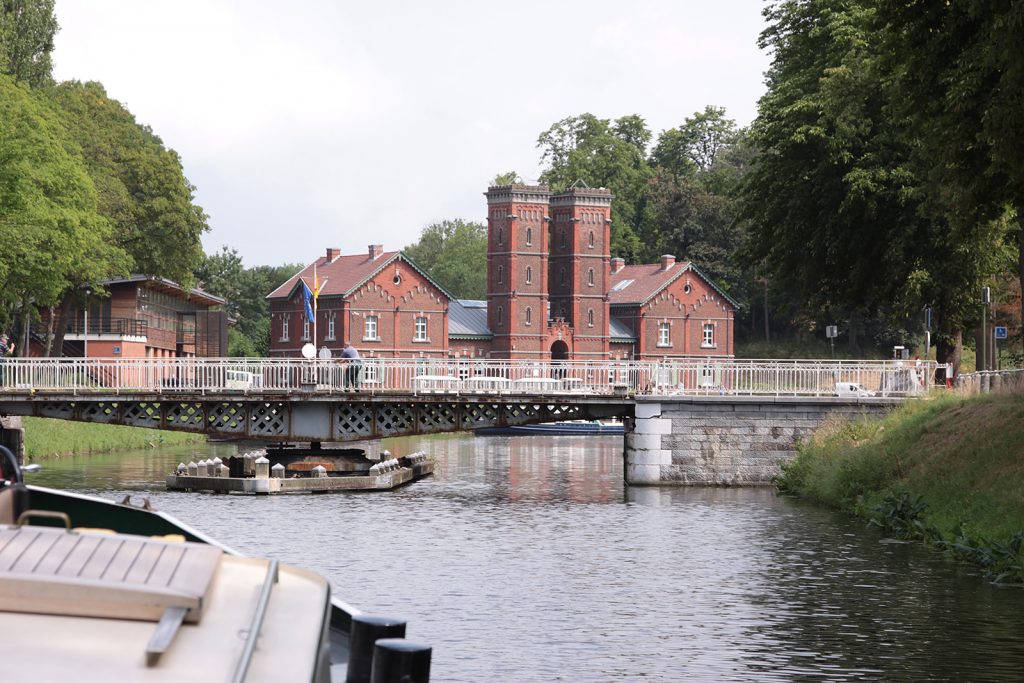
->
xmin=268 ymin=183 xmax=735 ymax=361
xmin=45 ymin=276 xmax=228 ymax=359
xmin=267 ymin=246 xmax=453 ymax=359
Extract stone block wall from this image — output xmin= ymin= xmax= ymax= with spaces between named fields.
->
xmin=625 ymin=398 xmax=892 ymax=486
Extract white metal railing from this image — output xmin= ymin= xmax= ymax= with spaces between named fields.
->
xmin=0 ymin=357 xmax=944 ymax=398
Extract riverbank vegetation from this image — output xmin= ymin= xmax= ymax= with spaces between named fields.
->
xmin=776 ymin=392 xmax=1024 ymax=583
xmin=24 ymin=417 xmax=205 ymax=459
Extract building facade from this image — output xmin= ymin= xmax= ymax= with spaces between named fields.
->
xmin=268 ymin=184 xmax=736 ymax=361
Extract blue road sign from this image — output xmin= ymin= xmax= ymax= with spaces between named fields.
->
xmin=994 ymin=326 xmax=1008 ymax=340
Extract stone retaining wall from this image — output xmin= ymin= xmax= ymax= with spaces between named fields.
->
xmin=626 ymin=398 xmax=892 ymax=486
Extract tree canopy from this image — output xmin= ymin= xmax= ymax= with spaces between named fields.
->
xmin=0 ymin=0 xmax=57 ymax=87
xmin=404 ymin=219 xmax=487 ymax=300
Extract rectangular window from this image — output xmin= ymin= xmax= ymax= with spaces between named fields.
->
xmin=281 ymin=315 xmax=290 ymax=342
xmin=702 ymin=323 xmax=715 ymax=348
xmin=658 ymin=322 xmax=671 ymax=347
xmin=302 ymin=318 xmax=311 ymax=341
xmin=414 ymin=316 xmax=428 ymax=341
xmin=326 ymin=313 xmax=336 ymax=341
xmin=364 ymin=315 xmax=378 ymax=341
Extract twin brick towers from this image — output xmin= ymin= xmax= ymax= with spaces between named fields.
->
xmin=485 ymin=184 xmax=612 ymax=361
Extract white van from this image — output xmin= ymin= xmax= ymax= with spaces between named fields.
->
xmin=835 ymin=381 xmax=873 ymax=397
xmin=225 ymin=370 xmax=262 ymax=391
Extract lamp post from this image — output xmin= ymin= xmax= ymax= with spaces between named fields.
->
xmin=83 ymin=287 xmax=91 ymax=358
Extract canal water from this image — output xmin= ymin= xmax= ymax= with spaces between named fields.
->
xmin=30 ymin=434 xmax=1024 ymax=682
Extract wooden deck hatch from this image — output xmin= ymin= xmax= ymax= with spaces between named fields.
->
xmin=0 ymin=524 xmax=222 ymax=623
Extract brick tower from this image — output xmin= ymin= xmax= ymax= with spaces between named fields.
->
xmin=485 ymin=184 xmax=552 ymax=359
xmin=548 ymin=185 xmax=612 ymax=359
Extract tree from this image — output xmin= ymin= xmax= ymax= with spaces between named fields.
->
xmin=738 ymin=0 xmax=1006 ymax=370
xmin=653 ymin=106 xmax=739 ymax=176
xmin=537 ymin=114 xmax=654 ymax=261
xmin=0 ymin=0 xmax=57 ymax=88
xmin=48 ymin=81 xmax=209 ymax=286
xmin=876 ymin=1 xmax=1024 ymax=337
xmin=404 ymin=219 xmax=487 ymax=299
xmin=0 ymin=74 xmax=128 ymax=345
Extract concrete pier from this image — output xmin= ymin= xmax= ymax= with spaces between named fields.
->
xmin=625 ymin=397 xmax=893 ymax=486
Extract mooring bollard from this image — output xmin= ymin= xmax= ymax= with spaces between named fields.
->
xmin=219 ymin=464 xmax=230 ymax=478
xmin=187 ymin=460 xmax=198 ymax=476
xmin=176 ymin=462 xmax=187 ymax=475
xmin=196 ymin=459 xmax=208 ymax=476
xmin=370 ymin=639 xmax=431 ymax=683
xmin=255 ymin=455 xmax=270 ymax=479
xmin=312 ymin=465 xmax=327 ymax=478
xmin=271 ymin=463 xmax=285 ymax=479
xmin=346 ymin=615 xmax=407 ymax=683
xmin=210 ymin=457 xmax=222 ymax=476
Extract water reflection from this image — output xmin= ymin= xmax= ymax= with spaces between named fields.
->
xmin=29 ymin=434 xmax=1024 ymax=682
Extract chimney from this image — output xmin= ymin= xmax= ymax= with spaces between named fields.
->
xmin=368 ymin=244 xmax=384 ymax=260
xmin=326 ymin=247 xmax=340 ymax=260
xmin=611 ymin=257 xmax=625 ymax=274
xmin=660 ymin=254 xmax=676 ymax=271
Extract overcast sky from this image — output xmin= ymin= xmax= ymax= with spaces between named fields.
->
xmin=53 ymin=1 xmax=771 ymax=267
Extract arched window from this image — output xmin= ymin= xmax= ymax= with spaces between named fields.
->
xmin=588 ymin=231 xmax=594 ymax=248
xmin=497 ymin=265 xmax=503 ymax=284
xmin=497 ymin=306 xmax=504 ymax=326
xmin=498 ymin=228 xmax=504 ymax=245
xmin=588 ymin=309 xmax=594 ymax=327
xmin=561 ymin=229 xmax=567 ymax=248
xmin=526 ymin=227 xmax=532 ymax=245
xmin=560 ymin=267 xmax=567 ymax=285
xmin=525 ymin=307 xmax=532 ymax=325
xmin=525 ymin=266 xmax=532 ymax=284
xmin=587 ymin=268 xmax=594 ymax=286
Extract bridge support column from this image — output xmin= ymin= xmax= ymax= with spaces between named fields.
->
xmin=623 ymin=403 xmax=672 ymax=485
xmin=0 ymin=416 xmax=25 ymax=466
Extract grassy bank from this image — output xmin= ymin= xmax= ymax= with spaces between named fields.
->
xmin=776 ymin=391 xmax=1024 ymax=583
xmin=23 ymin=417 xmax=206 ymax=459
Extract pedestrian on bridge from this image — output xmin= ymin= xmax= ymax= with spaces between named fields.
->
xmin=341 ymin=341 xmax=361 ymax=391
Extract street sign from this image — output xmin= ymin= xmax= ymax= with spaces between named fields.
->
xmin=995 ymin=326 xmax=1008 ymax=340
xmin=826 ymin=325 xmax=838 ymax=339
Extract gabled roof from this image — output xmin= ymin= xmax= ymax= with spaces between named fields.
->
xmin=267 ymin=251 xmax=456 ymax=302
xmin=449 ymin=299 xmax=492 ymax=339
xmin=608 ymin=261 xmax=738 ymax=309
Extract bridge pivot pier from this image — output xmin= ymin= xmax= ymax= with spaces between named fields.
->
xmin=625 ymin=397 xmax=893 ymax=486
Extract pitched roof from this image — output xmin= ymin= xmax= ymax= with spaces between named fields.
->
xmin=104 ymin=275 xmax=226 ymax=307
xmin=449 ymin=299 xmax=492 ymax=338
xmin=609 ymin=317 xmax=635 ymax=341
xmin=266 ymin=251 xmax=456 ymax=302
xmin=608 ymin=261 xmax=738 ymax=309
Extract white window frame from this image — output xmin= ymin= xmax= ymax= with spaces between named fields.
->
xmin=281 ymin=315 xmax=290 ymax=342
xmin=326 ymin=312 xmax=336 ymax=341
xmin=414 ymin=316 xmax=428 ymax=342
xmin=588 ymin=268 xmax=594 ymax=287
xmin=588 ymin=309 xmax=594 ymax=327
xmin=657 ymin=322 xmax=671 ymax=347
xmin=525 ymin=307 xmax=532 ymax=326
xmin=525 ymin=266 xmax=532 ymax=284
xmin=364 ymin=315 xmax=379 ymax=341
xmin=702 ymin=323 xmax=716 ymax=348
xmin=302 ymin=318 xmax=311 ymax=341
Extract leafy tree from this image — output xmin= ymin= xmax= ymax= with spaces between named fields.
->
xmin=0 ymin=74 xmax=128 ymax=346
xmin=739 ymin=0 xmax=1005 ymax=369
xmin=194 ymin=246 xmax=300 ymax=356
xmin=490 ymin=171 xmax=520 ymax=186
xmin=653 ymin=106 xmax=739 ymax=176
xmin=404 ymin=219 xmax=487 ymax=299
xmin=0 ymin=0 xmax=57 ymax=88
xmin=537 ymin=114 xmax=654 ymax=261
xmin=876 ymin=1 xmax=1024 ymax=337
xmin=48 ymin=81 xmax=209 ymax=286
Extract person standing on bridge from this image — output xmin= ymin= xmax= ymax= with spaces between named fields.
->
xmin=0 ymin=334 xmax=13 ymax=388
xmin=340 ymin=341 xmax=361 ymax=391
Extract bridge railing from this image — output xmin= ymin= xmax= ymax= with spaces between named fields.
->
xmin=0 ymin=357 xmax=940 ymax=398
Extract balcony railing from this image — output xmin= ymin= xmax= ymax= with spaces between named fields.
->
xmin=56 ymin=317 xmax=149 ymax=337
xmin=0 ymin=357 xmax=945 ymax=398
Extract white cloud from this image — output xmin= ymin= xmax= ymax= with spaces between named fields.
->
xmin=53 ymin=0 xmax=769 ymax=266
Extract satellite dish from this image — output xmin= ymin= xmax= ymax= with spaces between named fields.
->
xmin=301 ymin=343 xmax=316 ymax=359
xmin=318 ymin=346 xmax=332 ymax=360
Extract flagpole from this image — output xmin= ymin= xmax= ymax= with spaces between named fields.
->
xmin=313 ymin=263 xmax=318 ymax=349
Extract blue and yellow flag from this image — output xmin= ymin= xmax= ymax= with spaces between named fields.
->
xmin=301 ymin=279 xmax=314 ymax=321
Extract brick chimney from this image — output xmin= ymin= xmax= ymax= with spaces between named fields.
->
xmin=368 ymin=244 xmax=384 ymax=260
xmin=611 ymin=257 xmax=625 ymax=274
xmin=326 ymin=247 xmax=340 ymax=260
xmin=660 ymin=254 xmax=676 ymax=271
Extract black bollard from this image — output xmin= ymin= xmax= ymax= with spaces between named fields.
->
xmin=346 ymin=615 xmax=407 ymax=683
xmin=371 ymin=639 xmax=432 ymax=683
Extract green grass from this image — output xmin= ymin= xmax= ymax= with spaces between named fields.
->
xmin=777 ymin=391 xmax=1024 ymax=582
xmin=23 ymin=417 xmax=206 ymax=460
